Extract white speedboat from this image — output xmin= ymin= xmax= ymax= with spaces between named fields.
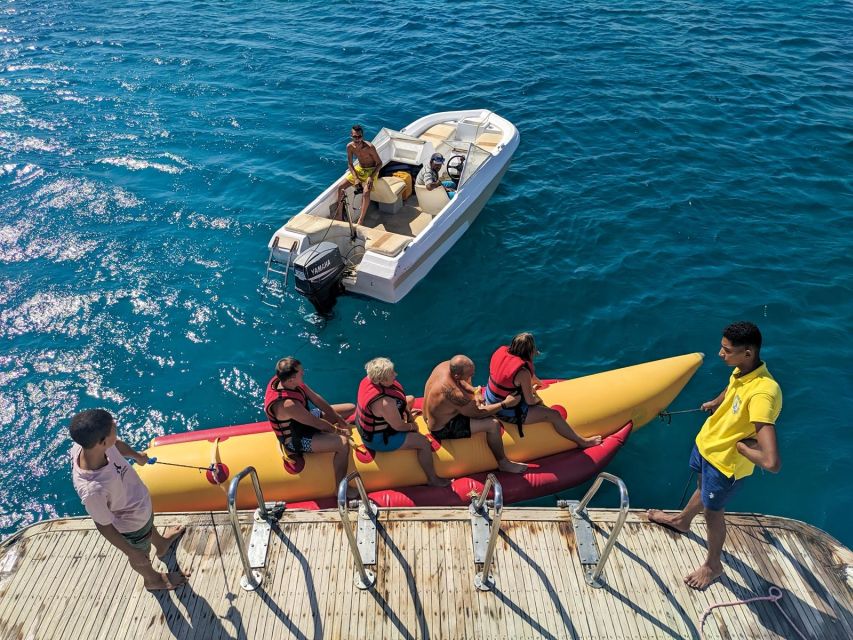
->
xmin=266 ymin=109 xmax=519 ymax=309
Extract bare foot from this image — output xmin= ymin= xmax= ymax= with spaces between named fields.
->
xmin=581 ymin=435 xmax=602 ymax=447
xmin=155 ymin=525 xmax=186 ymax=558
xmin=428 ymin=477 xmax=452 ymax=488
xmin=145 ymin=569 xmax=191 ymax=591
xmin=646 ymin=509 xmax=690 ymax=534
xmin=684 ymin=562 xmax=723 ymax=590
xmin=497 ymin=459 xmax=528 ymax=474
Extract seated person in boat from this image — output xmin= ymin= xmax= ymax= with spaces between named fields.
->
xmin=69 ymin=409 xmax=188 ymax=591
xmin=355 ymin=357 xmax=451 ymax=487
xmin=264 ymin=357 xmax=356 ymax=491
xmin=484 ymin=332 xmax=601 ymax=448
xmin=416 ymin=153 xmax=456 ymax=198
xmin=423 ymin=355 xmax=527 ymax=474
xmin=335 ymin=124 xmax=383 ymax=225
xmin=647 ymin=322 xmax=782 ymax=590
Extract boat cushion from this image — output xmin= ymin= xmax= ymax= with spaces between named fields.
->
xmin=370 ymin=176 xmax=406 ymax=204
xmin=364 ymin=230 xmax=411 ymax=257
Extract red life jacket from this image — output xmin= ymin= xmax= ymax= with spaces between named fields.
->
xmin=264 ymin=376 xmax=309 ymax=443
xmin=355 ymin=377 xmax=407 ymax=435
xmin=487 ymin=345 xmax=535 ymax=399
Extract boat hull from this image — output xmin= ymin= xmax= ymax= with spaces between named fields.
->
xmin=138 ymin=353 xmax=703 ymax=512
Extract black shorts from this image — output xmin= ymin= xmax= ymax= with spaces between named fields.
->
xmin=431 ymin=414 xmax=472 ymax=441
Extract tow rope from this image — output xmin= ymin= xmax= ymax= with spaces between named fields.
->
xmin=658 ymin=407 xmax=704 ymax=424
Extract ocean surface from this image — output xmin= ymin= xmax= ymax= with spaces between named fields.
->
xmin=1 ymin=1 xmax=851 ymax=545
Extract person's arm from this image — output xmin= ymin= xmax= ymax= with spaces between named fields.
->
xmin=115 ymin=440 xmax=147 ymax=465
xmin=374 ymin=397 xmax=416 ymax=432
xmin=701 ymin=387 xmax=727 ymax=413
xmin=463 ymin=391 xmax=521 ymax=418
xmin=736 ymin=423 xmax=781 ymax=472
xmin=514 ymin=369 xmax=541 ymax=405
xmin=278 ymin=400 xmax=335 ymax=433
xmin=302 ymin=384 xmax=349 ymax=429
xmin=346 ymin=144 xmax=356 ymax=175
xmin=367 ymin=145 xmax=382 ymax=187
xmin=426 ymin=169 xmax=443 ymax=191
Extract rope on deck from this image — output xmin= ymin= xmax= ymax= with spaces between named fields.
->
xmin=700 ymin=586 xmax=809 ymax=640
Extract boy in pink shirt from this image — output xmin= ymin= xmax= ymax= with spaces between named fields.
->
xmin=70 ymin=408 xmax=189 ymax=591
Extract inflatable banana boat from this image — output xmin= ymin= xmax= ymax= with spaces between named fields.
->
xmin=138 ymin=353 xmax=703 ymax=512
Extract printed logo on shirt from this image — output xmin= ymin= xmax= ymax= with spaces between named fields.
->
xmin=732 ymin=394 xmax=741 ymax=414
xmin=113 ymin=462 xmax=128 ymax=479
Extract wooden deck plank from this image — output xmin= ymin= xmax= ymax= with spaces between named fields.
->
xmin=2 ymin=508 xmax=850 ymax=640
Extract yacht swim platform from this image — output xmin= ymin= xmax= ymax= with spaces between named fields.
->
xmin=1 ymin=474 xmax=850 ymax=640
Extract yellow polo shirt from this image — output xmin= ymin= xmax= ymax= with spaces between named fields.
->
xmin=695 ymin=363 xmax=782 ymax=479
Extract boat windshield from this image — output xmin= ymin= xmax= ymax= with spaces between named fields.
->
xmin=433 ymin=140 xmax=492 ymax=188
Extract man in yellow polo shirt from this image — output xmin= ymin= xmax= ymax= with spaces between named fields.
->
xmin=647 ymin=321 xmax=782 ymax=589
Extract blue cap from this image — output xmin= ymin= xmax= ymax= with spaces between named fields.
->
xmin=430 ymin=153 xmax=444 ymax=164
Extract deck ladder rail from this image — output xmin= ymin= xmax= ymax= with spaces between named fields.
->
xmin=560 ymin=472 xmax=630 ymax=588
xmin=263 ymin=237 xmax=297 ymax=295
xmin=337 ymin=471 xmax=379 ymax=590
xmin=227 ymin=466 xmax=284 ymax=591
xmin=470 ymin=473 xmax=504 ymax=591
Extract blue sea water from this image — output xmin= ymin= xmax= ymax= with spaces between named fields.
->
xmin=1 ymin=1 xmax=851 ymax=546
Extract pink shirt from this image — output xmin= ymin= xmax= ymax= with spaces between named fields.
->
xmin=71 ymin=444 xmax=152 ymax=533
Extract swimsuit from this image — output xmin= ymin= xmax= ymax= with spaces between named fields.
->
xmin=430 ymin=414 xmax=472 ymax=441
xmin=347 ymin=164 xmax=377 ymax=184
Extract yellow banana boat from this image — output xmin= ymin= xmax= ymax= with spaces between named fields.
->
xmin=138 ymin=352 xmax=703 ymax=512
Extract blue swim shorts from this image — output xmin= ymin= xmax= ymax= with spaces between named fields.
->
xmin=689 ymin=444 xmax=743 ymax=511
xmin=359 ymin=428 xmax=408 ymax=453
xmin=285 ymin=408 xmax=324 ymax=454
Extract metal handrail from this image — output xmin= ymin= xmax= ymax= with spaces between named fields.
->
xmin=570 ymin=472 xmax=629 ymax=588
xmin=337 ymin=471 xmax=377 ymax=590
xmin=472 ymin=473 xmax=504 ymax=591
xmin=227 ymin=466 xmax=269 ymax=591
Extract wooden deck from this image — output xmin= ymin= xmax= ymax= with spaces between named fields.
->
xmin=1 ymin=507 xmax=850 ymax=639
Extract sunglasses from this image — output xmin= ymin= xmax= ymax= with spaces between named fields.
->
xmin=351 ymin=134 xmax=363 ymax=140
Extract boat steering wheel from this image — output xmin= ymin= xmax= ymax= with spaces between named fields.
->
xmin=445 ymin=154 xmax=465 ymax=182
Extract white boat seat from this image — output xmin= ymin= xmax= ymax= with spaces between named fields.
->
xmin=415 ymin=183 xmax=450 ymax=215
xmin=475 ymin=131 xmax=502 ymax=150
xmin=418 ymin=123 xmax=456 ymax=147
xmin=370 ymin=176 xmax=406 ymax=214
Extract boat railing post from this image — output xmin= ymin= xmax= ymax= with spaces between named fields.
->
xmin=227 ymin=466 xmax=281 ymax=592
xmin=470 ymin=473 xmax=504 ymax=591
xmin=564 ymin=472 xmax=630 ymax=588
xmin=337 ymin=471 xmax=377 ymax=590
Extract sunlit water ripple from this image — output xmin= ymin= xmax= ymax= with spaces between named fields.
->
xmin=1 ymin=0 xmax=851 ymax=545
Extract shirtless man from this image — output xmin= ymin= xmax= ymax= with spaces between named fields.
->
xmin=335 ymin=124 xmax=383 ymax=225
xmin=423 ymin=355 xmax=528 ymax=474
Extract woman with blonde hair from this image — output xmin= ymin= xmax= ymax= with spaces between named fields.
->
xmin=355 ymin=357 xmax=451 ymax=487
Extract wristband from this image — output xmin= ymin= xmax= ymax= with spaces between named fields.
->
xmin=499 ymin=401 xmax=506 ymax=410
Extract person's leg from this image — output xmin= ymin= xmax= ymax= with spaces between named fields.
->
xmin=470 ymin=418 xmax=527 ymax=473
xmin=685 ymin=508 xmax=726 ymax=589
xmin=401 ymin=432 xmax=451 ymax=487
xmin=310 ymin=432 xmax=355 ymax=496
xmin=329 ymin=403 xmax=356 ymax=422
xmin=525 ymin=405 xmax=601 ymax=447
xmin=335 ymin=177 xmax=354 ymax=220
xmin=647 ymin=474 xmax=704 ymax=533
xmin=357 ymin=180 xmax=373 ymax=225
xmin=149 ymin=524 xmax=186 ymax=558
xmin=120 ymin=535 xmax=189 ymax=591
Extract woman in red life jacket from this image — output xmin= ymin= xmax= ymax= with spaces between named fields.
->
xmin=355 ymin=357 xmax=451 ymax=487
xmin=264 ymin=357 xmax=356 ymax=492
xmin=484 ymin=333 xmax=602 ymax=448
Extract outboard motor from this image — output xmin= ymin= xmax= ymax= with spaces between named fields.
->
xmin=293 ymin=241 xmax=346 ymax=314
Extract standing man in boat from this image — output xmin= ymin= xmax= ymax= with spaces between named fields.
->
xmin=335 ymin=124 xmax=383 ymax=225
xmin=647 ymin=321 xmax=782 ymax=590
xmin=355 ymin=357 xmax=451 ymax=487
xmin=69 ymin=409 xmax=189 ymax=591
xmin=423 ymin=355 xmax=527 ymax=473
xmin=264 ymin=357 xmax=356 ymax=493
xmin=484 ymin=332 xmax=602 ymax=448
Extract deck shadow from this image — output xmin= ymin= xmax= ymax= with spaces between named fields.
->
xmin=497 ymin=528 xmax=580 ymax=639
xmin=375 ymin=520 xmax=430 ymax=640
xmin=269 ymin=522 xmax=323 ymax=640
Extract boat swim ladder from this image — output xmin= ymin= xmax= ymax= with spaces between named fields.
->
xmin=559 ymin=472 xmax=630 ymax=588
xmin=262 ymin=236 xmax=297 ymax=305
xmin=337 ymin=471 xmax=379 ymax=590
xmin=226 ymin=466 xmax=285 ymax=591
xmin=470 ymin=473 xmax=504 ymax=592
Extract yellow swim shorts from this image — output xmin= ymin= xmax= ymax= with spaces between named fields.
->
xmin=346 ymin=165 xmax=376 ymax=185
